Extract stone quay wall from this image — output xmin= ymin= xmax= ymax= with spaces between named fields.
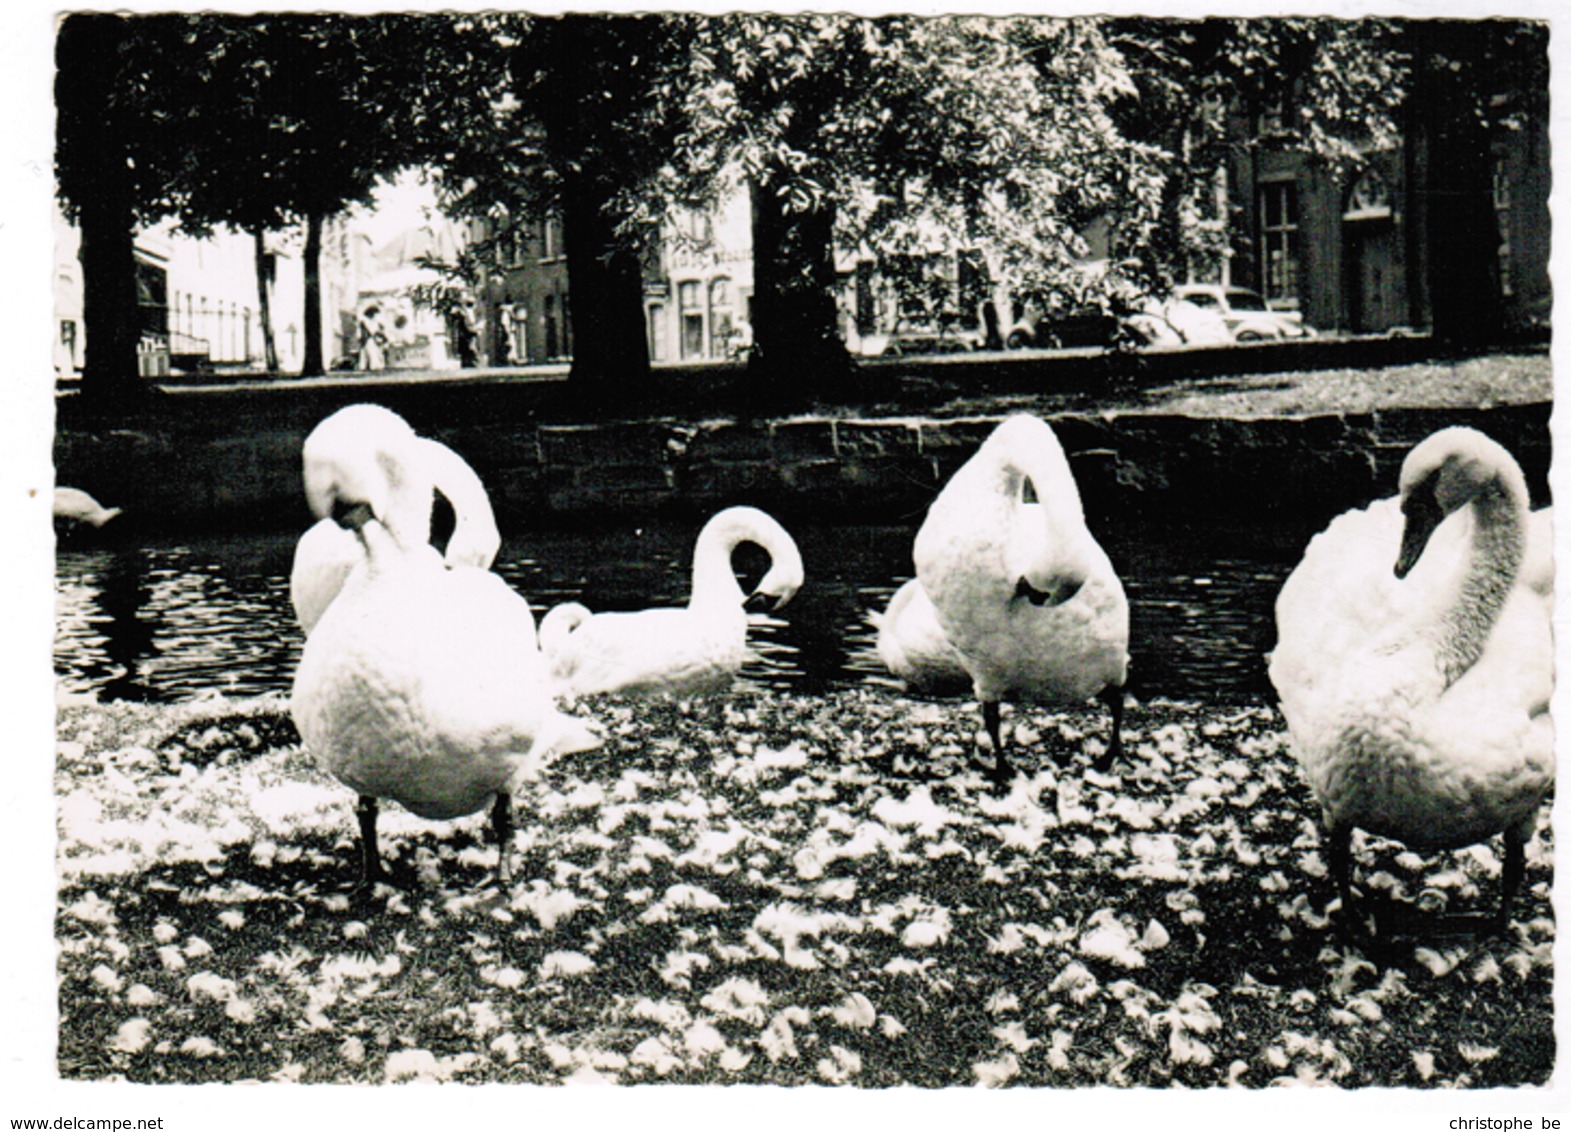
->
xmin=53 ymin=391 xmax=1551 ymax=539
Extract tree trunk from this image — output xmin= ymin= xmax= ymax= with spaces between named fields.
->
xmin=77 ymin=177 xmax=142 ymax=407
xmin=300 ymin=212 xmax=325 ymax=377
xmin=746 ymin=180 xmax=851 ymax=408
xmin=60 ymin=13 xmax=142 ymax=408
xmin=560 ymin=176 xmax=652 ymax=396
xmin=252 ymin=228 xmax=279 ymax=372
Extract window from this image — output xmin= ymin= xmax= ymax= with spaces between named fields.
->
xmin=647 ymin=303 xmax=668 ymax=362
xmin=1258 ymin=181 xmax=1299 ymax=306
xmin=541 ymin=215 xmax=565 ymax=262
xmin=543 ymin=294 xmax=559 ymax=358
xmin=679 ymin=281 xmax=704 ymax=359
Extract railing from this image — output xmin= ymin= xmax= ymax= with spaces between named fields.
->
xmin=151 ymin=302 xmax=259 ymax=366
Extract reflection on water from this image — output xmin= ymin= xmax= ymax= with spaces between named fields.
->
xmin=54 ymin=520 xmax=1315 ymax=705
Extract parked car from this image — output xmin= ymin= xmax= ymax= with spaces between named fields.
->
xmin=1007 ymin=295 xmax=1232 ymax=351
xmin=875 ymin=317 xmax=985 ymax=357
xmin=1173 ymin=284 xmax=1316 ymax=342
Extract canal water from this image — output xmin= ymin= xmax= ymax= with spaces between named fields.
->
xmin=53 ymin=518 xmax=1317 ymax=706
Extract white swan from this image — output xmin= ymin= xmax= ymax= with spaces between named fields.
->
xmin=289 ymin=425 xmax=500 ymax=638
xmin=289 ymin=404 xmax=587 ymax=891
xmin=539 ymin=505 xmax=804 ymax=698
xmin=1269 ymin=426 xmax=1553 ymax=932
xmin=871 ymin=578 xmax=975 ymax=697
xmin=912 ymin=414 xmax=1130 ymax=784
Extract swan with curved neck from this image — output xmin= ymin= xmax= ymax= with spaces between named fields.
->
xmin=290 ymin=413 xmax=501 ymax=637
xmin=912 ymin=415 xmax=1129 ymax=784
xmin=1269 ymin=426 xmax=1553 ymax=933
xmin=290 ymin=404 xmax=585 ymax=892
xmin=539 ymin=505 xmax=805 ymax=698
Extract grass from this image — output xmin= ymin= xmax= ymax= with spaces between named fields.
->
xmin=55 ymin=690 xmax=1554 ymax=1088
xmin=925 ymin=350 xmax=1553 ymax=422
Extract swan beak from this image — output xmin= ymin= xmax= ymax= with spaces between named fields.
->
xmin=331 ymin=498 xmax=375 ymax=533
xmin=745 ymin=589 xmax=785 ymax=614
xmin=1394 ymin=488 xmax=1444 ymax=579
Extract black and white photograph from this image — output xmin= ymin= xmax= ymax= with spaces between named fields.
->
xmin=3 ymin=0 xmax=1565 ymax=1126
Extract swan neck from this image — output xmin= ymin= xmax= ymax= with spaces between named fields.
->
xmin=690 ymin=515 xmax=762 ymax=607
xmin=1434 ymin=477 xmax=1524 ymax=685
xmin=356 ymin=518 xmax=403 ymax=577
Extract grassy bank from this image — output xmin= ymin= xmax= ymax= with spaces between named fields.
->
xmin=55 ymin=691 xmax=1554 ymax=1088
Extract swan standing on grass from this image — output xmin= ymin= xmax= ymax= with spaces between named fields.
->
xmin=539 ymin=506 xmax=804 ymax=698
xmin=289 ymin=426 xmax=501 ymax=637
xmin=1269 ymin=426 xmax=1553 ymax=934
xmin=912 ymin=415 xmax=1130 ymax=785
xmin=290 ymin=404 xmax=590 ymax=893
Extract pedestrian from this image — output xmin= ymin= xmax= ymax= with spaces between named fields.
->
xmin=357 ymin=304 xmax=388 ymax=371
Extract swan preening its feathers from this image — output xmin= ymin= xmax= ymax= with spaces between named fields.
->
xmin=902 ymin=414 xmax=1130 ymax=784
xmin=1270 ymin=426 xmax=1554 ymax=932
xmin=540 ymin=506 xmax=805 ymax=699
xmin=289 ymin=404 xmax=593 ymax=891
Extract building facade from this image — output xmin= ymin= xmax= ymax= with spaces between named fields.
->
xmin=1220 ymin=104 xmax=1551 ymax=337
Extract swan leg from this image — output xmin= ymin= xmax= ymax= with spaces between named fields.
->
xmin=354 ymin=794 xmax=387 ymax=892
xmin=1094 ymin=685 xmax=1125 ymax=771
xmin=981 ymin=701 xmax=1012 ymax=787
xmin=1326 ymin=822 xmax=1356 ymax=924
xmin=490 ymin=791 xmax=515 ymax=889
xmin=1495 ymin=830 xmax=1527 ymax=934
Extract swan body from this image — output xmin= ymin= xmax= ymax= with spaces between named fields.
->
xmin=1269 ymin=426 xmax=1553 ymax=930
xmin=540 ymin=506 xmax=804 ymax=699
xmin=289 ymin=404 xmax=583 ymax=889
xmin=912 ymin=415 xmax=1129 ymax=781
xmin=290 ymin=430 xmax=500 ymax=638
xmin=53 ymin=487 xmax=121 ymax=529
